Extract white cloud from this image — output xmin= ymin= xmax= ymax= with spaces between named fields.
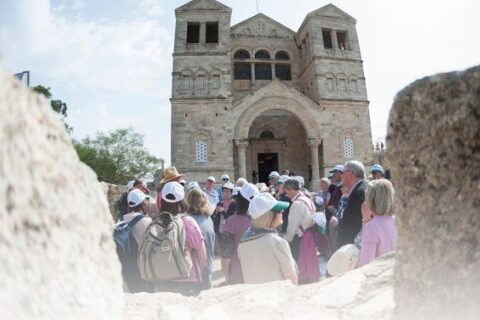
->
xmin=2 ymin=0 xmax=172 ymax=98
xmin=138 ymin=0 xmax=164 ymax=17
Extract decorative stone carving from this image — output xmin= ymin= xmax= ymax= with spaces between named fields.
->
xmin=231 ymin=16 xmax=293 ymax=39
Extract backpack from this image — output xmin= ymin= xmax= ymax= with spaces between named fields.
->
xmin=137 ymin=212 xmax=192 ymax=281
xmin=113 ymin=215 xmax=152 ymax=293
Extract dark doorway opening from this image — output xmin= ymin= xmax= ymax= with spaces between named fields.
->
xmin=258 ymin=153 xmax=279 ymax=184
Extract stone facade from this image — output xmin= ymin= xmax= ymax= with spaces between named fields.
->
xmin=171 ymin=0 xmax=373 ymax=190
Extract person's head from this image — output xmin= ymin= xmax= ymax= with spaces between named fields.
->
xmin=256 ymin=182 xmax=269 ymax=193
xmin=236 ymin=177 xmax=247 ymax=188
xmin=187 ymin=187 xmax=212 ymax=216
xmin=222 ymin=182 xmax=234 ymax=200
xmin=275 ymin=175 xmax=289 ymax=194
xmin=268 ymin=171 xmax=280 ymax=186
xmin=295 ymin=176 xmax=305 ymax=189
xmin=235 ymin=194 xmax=250 ymax=215
xmin=365 ymin=179 xmax=395 ymax=216
xmin=160 ymin=181 xmax=187 ymax=216
xmin=179 ymin=179 xmax=186 ymax=187
xmin=282 ymin=169 xmax=290 ymax=175
xmin=127 ymin=189 xmax=148 ymax=213
xmin=283 ymin=178 xmax=301 ymax=200
xmin=249 ymin=193 xmax=289 ymax=230
xmin=236 ymin=183 xmax=259 ymax=215
xmin=126 ymin=180 xmax=135 ymax=192
xmin=342 ymin=160 xmax=365 ymax=188
xmin=329 ymin=164 xmax=344 ymax=183
xmin=319 ymin=178 xmax=330 ymax=192
xmin=187 ymin=181 xmax=199 ymax=190
xmin=160 ymin=166 xmax=184 ymax=184
xmin=370 ymin=164 xmax=385 ymax=180
xmin=206 ymin=176 xmax=215 ymax=190
xmin=221 ymin=174 xmax=230 ymax=183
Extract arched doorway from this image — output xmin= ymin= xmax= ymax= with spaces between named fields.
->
xmin=247 ymin=109 xmax=310 ymax=183
xmin=233 ymin=94 xmax=324 ymax=190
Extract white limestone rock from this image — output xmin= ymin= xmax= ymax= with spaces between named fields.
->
xmin=0 ymin=67 xmax=124 ymax=319
xmin=124 ymin=253 xmax=395 ymax=320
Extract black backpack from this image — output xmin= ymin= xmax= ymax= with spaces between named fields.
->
xmin=113 ymin=215 xmax=152 ymax=293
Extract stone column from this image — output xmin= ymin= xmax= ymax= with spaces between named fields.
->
xmin=331 ymin=30 xmax=338 ymax=49
xmin=199 ymin=22 xmax=206 ymax=44
xmin=308 ymin=138 xmax=322 ymax=191
xmin=235 ymin=140 xmax=249 ymax=179
xmin=271 ymin=63 xmax=276 ymax=80
xmin=250 ymin=63 xmax=255 ymax=84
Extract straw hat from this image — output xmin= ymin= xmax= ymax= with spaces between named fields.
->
xmin=160 ymin=166 xmax=184 ymax=184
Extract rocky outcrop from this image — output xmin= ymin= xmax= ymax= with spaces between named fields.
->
xmin=387 ymin=66 xmax=480 ymax=319
xmin=124 ymin=253 xmax=395 ymax=320
xmin=0 ymin=67 xmax=123 ymax=319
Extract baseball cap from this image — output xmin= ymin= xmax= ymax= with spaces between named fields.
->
xmin=187 ymin=181 xmax=199 ymax=190
xmin=207 ymin=176 xmax=216 ymax=183
xmin=127 ymin=189 xmax=147 ymax=207
xmin=248 ymin=193 xmax=290 ymax=219
xmin=126 ymin=180 xmax=135 ymax=191
xmin=232 ymin=187 xmax=241 ymax=197
xmin=370 ymin=164 xmax=385 ymax=174
xmin=161 ymin=181 xmax=185 ymax=203
xmin=268 ymin=171 xmax=280 ymax=179
xmin=222 ymin=182 xmax=234 ymax=190
xmin=221 ymin=174 xmax=230 ymax=181
xmin=277 ymin=175 xmax=289 ymax=184
xmin=329 ymin=164 xmax=345 ymax=173
xmin=239 ymin=183 xmax=260 ymax=201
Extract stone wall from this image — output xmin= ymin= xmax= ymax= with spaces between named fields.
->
xmin=388 ymin=66 xmax=480 ymax=319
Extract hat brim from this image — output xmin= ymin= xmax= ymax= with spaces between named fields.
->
xmin=329 ymin=170 xmax=343 ymax=173
xmin=272 ymin=201 xmax=290 ymax=211
xmin=160 ymin=174 xmax=184 ymax=184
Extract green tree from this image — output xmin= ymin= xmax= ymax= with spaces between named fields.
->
xmin=33 ymin=85 xmax=71 ymax=132
xmin=73 ymin=128 xmax=163 ymax=184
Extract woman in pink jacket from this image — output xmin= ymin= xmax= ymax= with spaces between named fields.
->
xmin=356 ymin=179 xmax=397 ymax=268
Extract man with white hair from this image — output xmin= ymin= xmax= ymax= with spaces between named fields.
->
xmin=333 ymin=160 xmax=368 ymax=251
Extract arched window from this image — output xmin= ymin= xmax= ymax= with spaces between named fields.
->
xmin=255 ymin=50 xmax=270 ymax=60
xmin=275 ymin=51 xmax=289 ymax=60
xmin=260 ymin=130 xmax=275 ymax=140
xmin=255 ymin=63 xmax=272 ymax=80
xmin=234 ymin=63 xmax=251 ymax=80
xmin=234 ymin=50 xmax=250 ymax=60
xmin=275 ymin=64 xmax=291 ymax=81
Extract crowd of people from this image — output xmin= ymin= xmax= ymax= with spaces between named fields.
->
xmin=114 ymin=160 xmax=397 ymax=296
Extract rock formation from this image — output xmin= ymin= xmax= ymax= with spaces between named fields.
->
xmin=124 ymin=253 xmax=395 ymax=320
xmin=0 ymin=67 xmax=123 ymax=320
xmin=387 ymin=66 xmax=480 ymax=319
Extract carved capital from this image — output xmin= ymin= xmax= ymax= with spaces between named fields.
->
xmin=235 ymin=139 xmax=249 ymax=150
xmin=307 ymin=138 xmax=322 ymax=148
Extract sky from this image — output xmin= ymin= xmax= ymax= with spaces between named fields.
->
xmin=1 ymin=0 xmax=479 ymax=166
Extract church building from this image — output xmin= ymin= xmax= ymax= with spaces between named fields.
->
xmin=170 ymin=0 xmax=373 ymax=190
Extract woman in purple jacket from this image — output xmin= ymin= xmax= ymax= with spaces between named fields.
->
xmin=356 ymin=179 xmax=397 ymax=268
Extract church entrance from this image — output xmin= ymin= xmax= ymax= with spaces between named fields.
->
xmin=257 ymin=153 xmax=278 ymax=183
xmin=244 ymin=109 xmax=314 ymax=185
